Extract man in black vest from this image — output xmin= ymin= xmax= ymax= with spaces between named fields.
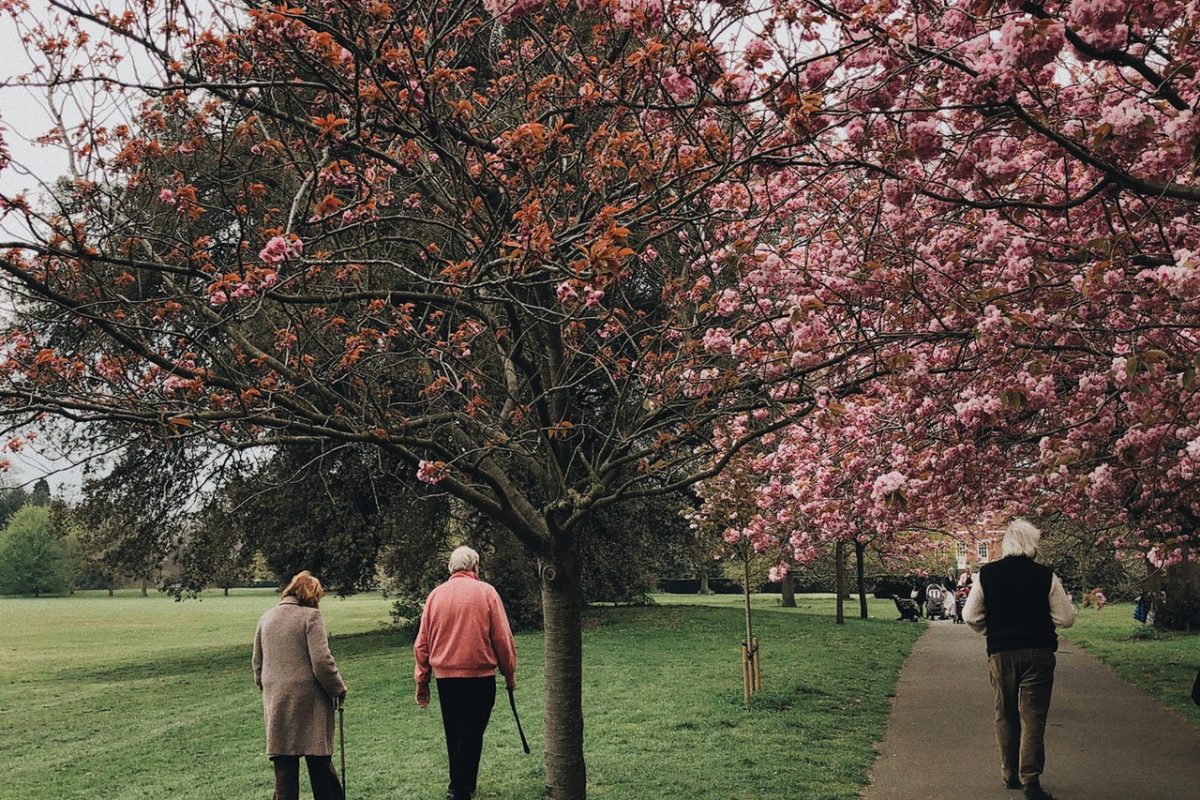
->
xmin=963 ymin=519 xmax=1076 ymax=800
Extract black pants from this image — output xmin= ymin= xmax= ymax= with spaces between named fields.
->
xmin=436 ymin=676 xmax=497 ymax=798
xmin=270 ymin=755 xmax=344 ymax=800
xmin=988 ymin=648 xmax=1056 ymax=787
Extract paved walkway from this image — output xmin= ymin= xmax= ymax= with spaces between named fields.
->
xmin=861 ymin=620 xmax=1200 ymax=800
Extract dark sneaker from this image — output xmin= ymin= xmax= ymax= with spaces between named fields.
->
xmin=1004 ymin=778 xmax=1021 ymax=789
xmin=1023 ymin=784 xmax=1054 ymax=800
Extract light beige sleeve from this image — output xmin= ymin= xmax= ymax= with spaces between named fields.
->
xmin=963 ymin=580 xmax=987 ymax=634
xmin=1049 ymin=574 xmax=1077 ymax=628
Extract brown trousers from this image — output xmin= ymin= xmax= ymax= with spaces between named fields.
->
xmin=270 ymin=755 xmax=344 ymax=800
xmin=988 ymin=648 xmax=1056 ymax=787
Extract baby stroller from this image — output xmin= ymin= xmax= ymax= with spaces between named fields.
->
xmin=953 ymin=586 xmax=969 ymax=623
xmin=925 ymin=584 xmax=949 ymax=620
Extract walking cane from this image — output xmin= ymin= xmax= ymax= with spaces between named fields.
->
xmin=507 ymin=686 xmax=531 ymax=755
xmin=336 ymin=696 xmax=347 ymax=797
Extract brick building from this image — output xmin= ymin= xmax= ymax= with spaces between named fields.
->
xmin=951 ymin=517 xmax=1007 ymax=570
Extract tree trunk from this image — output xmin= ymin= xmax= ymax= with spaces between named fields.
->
xmin=541 ymin=548 xmax=587 ymax=800
xmin=743 ymin=558 xmax=755 ymax=645
xmin=1156 ymin=557 xmax=1200 ymax=631
xmin=224 ymin=585 xmax=230 ymax=596
xmin=780 ymin=571 xmax=796 ymax=608
xmin=835 ymin=541 xmax=845 ymax=625
xmin=855 ymin=540 xmax=868 ymax=620
xmin=141 ymin=578 xmax=148 ymax=597
xmin=107 ymin=586 xmax=114 ymax=597
xmin=698 ymin=569 xmax=709 ymax=595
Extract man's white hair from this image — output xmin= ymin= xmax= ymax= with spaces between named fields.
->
xmin=448 ymin=545 xmax=480 ymax=574
xmin=1002 ymin=519 xmax=1041 ymax=558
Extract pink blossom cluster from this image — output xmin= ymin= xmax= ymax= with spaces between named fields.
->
xmin=209 ymin=271 xmax=278 ymax=306
xmin=612 ymin=0 xmax=666 ymax=30
xmin=482 ymin=0 xmax=546 ymax=23
xmin=259 ymin=235 xmax=303 ymax=264
xmin=555 ymin=280 xmax=605 ymax=308
xmin=1066 ymin=0 xmax=1129 ymax=51
xmin=162 ymin=358 xmax=200 ymax=392
xmin=998 ymin=17 xmax=1065 ymax=71
xmin=416 ymin=460 xmax=447 ymax=485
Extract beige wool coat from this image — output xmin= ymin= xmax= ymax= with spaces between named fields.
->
xmin=252 ymin=597 xmax=348 ymax=757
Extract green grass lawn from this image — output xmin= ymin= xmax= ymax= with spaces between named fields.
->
xmin=1062 ymin=602 xmax=1200 ymax=728
xmin=0 ymin=590 xmax=921 ymax=800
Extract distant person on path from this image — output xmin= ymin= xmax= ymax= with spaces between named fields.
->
xmin=912 ymin=579 xmax=928 ymax=617
xmin=414 ymin=546 xmax=517 ymax=800
xmin=958 ymin=565 xmax=975 ymax=588
xmin=963 ymin=520 xmax=1076 ymax=800
xmin=253 ymin=570 xmax=348 ymax=800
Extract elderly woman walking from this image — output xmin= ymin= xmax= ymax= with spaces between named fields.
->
xmin=253 ymin=571 xmax=348 ymax=800
xmin=414 ymin=546 xmax=517 ymax=800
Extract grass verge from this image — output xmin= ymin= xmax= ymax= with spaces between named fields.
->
xmin=0 ymin=590 xmax=921 ymax=800
xmin=1061 ymin=601 xmax=1200 ymax=728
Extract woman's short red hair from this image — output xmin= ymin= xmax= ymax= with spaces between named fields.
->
xmin=282 ymin=570 xmax=325 ymax=607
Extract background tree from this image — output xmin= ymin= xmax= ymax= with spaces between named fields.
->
xmin=0 ymin=485 xmax=31 ymax=529
xmin=29 ymin=478 xmax=51 ymax=507
xmin=0 ymin=504 xmax=71 ymax=596
xmin=75 ymin=445 xmax=195 ymax=596
xmin=0 ymin=3 xmax=899 ymax=794
xmin=0 ymin=477 xmax=50 ymax=529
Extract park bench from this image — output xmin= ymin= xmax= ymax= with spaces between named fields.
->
xmin=893 ymin=597 xmax=921 ymax=622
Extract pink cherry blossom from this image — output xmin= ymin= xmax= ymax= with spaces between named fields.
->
xmin=416 ymin=460 xmax=447 ymax=485
xmin=556 ymin=281 xmax=578 ymax=303
xmin=259 ymin=235 xmax=301 ymax=264
xmin=583 ymin=286 xmax=605 ymax=308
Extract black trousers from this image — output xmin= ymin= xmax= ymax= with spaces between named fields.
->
xmin=436 ymin=676 xmax=497 ymax=798
xmin=270 ymin=755 xmax=344 ymax=800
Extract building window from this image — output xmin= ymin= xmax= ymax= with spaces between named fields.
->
xmin=956 ymin=541 xmax=966 ymax=560
xmin=978 ymin=542 xmax=989 ymax=562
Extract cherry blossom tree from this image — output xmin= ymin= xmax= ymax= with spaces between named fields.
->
xmin=696 ymin=0 xmax=1200 ymax=625
xmin=0 ymin=1 xmax=901 ymax=794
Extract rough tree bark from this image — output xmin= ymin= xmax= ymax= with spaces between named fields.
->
xmin=1155 ymin=558 xmax=1200 ymax=631
xmin=781 ymin=571 xmax=796 ymax=608
xmin=855 ymin=540 xmax=868 ymax=620
xmin=835 ymin=541 xmax=846 ymax=625
xmin=541 ymin=546 xmax=586 ymax=800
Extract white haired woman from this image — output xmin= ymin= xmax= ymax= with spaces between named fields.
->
xmin=253 ymin=571 xmax=348 ymax=800
xmin=413 ymin=546 xmax=517 ymax=800
xmin=963 ymin=520 xmax=1076 ymax=800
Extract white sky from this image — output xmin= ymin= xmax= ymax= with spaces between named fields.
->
xmin=1 ymin=9 xmax=82 ymax=494
xmin=0 ymin=11 xmax=68 ymax=215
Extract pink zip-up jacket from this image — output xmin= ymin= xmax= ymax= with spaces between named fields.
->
xmin=413 ymin=571 xmax=517 ymax=687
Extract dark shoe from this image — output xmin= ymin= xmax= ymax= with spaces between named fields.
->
xmin=1004 ymin=778 xmax=1021 ymax=789
xmin=1023 ymin=784 xmax=1054 ymax=800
